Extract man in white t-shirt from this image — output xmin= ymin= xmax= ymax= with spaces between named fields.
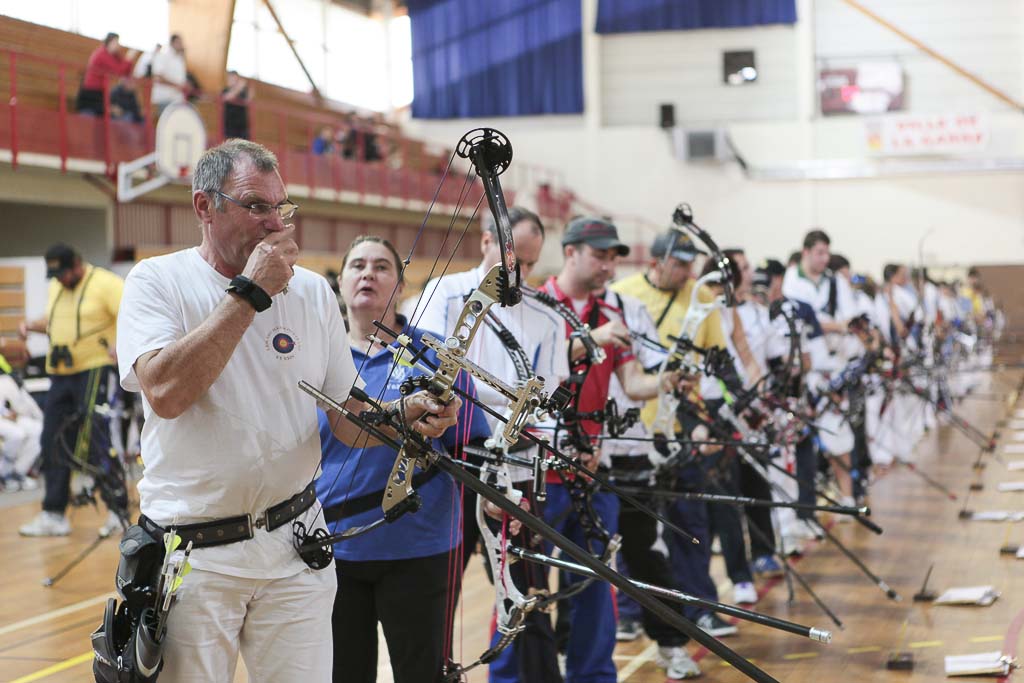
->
xmin=149 ymin=34 xmax=188 ymax=112
xmin=116 ymin=139 xmax=457 ymax=682
xmin=402 ymin=207 xmax=569 ymax=682
xmin=782 ymin=230 xmax=858 ymax=506
xmin=405 ymin=207 xmax=568 ymax=442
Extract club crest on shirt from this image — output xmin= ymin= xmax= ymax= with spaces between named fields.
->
xmin=266 ymin=327 xmax=300 ymax=359
xmin=386 ymin=363 xmax=414 ymax=391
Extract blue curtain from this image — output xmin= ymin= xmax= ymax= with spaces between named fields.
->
xmin=595 ymin=0 xmax=797 ymax=34
xmin=408 ymin=0 xmax=583 ymax=119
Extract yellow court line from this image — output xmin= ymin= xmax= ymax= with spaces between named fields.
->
xmin=908 ymin=640 xmax=943 ymax=649
xmin=783 ymin=652 xmax=820 ymax=660
xmin=10 ymin=652 xmax=93 ymax=683
xmin=719 ymin=659 xmax=758 ymax=668
xmin=969 ymin=635 xmax=1005 ymax=643
xmin=847 ymin=646 xmax=882 ymax=654
xmin=0 ymin=594 xmax=114 ymax=638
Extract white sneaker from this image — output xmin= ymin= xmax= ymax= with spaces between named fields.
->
xmin=794 ymin=519 xmax=824 ymax=540
xmin=780 ymin=535 xmax=805 ymax=556
xmin=19 ymin=511 xmax=71 ymax=537
xmin=657 ymin=646 xmax=702 ymax=679
xmin=98 ymin=510 xmax=127 ymax=538
xmin=733 ymin=581 xmax=758 ymax=605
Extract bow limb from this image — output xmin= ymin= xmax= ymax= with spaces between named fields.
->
xmin=522 ymin=286 xmax=605 ymax=366
xmin=458 ymin=128 xmax=521 ymax=307
xmin=445 ymin=463 xmax=537 ymax=681
xmin=650 ymin=269 xmax=725 ymax=465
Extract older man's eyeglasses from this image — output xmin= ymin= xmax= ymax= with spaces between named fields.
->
xmin=215 ymin=191 xmax=299 ymax=220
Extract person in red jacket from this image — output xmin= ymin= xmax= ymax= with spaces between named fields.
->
xmin=76 ymin=32 xmax=137 ymax=116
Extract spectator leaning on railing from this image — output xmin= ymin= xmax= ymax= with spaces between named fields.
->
xmin=222 ymin=70 xmax=253 ymax=140
xmin=150 ymin=34 xmax=189 ymax=116
xmin=76 ymin=32 xmax=138 ymax=116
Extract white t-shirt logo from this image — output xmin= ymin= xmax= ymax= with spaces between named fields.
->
xmin=267 ymin=327 xmax=300 ymax=359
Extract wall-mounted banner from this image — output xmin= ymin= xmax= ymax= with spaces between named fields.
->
xmin=866 ymin=113 xmax=990 ymax=156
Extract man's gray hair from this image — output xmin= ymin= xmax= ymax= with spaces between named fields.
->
xmin=192 ymin=139 xmax=279 ymax=210
xmin=483 ymin=206 xmax=545 ymax=239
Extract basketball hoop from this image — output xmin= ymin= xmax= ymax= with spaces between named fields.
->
xmin=117 ymin=102 xmax=207 ymax=202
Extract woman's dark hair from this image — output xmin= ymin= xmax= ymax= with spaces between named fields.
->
xmin=341 ymin=235 xmax=405 ymax=281
xmin=828 ymin=253 xmax=850 ymax=272
xmin=700 ymin=252 xmax=741 ymax=290
xmin=103 ymin=32 xmax=119 ymax=47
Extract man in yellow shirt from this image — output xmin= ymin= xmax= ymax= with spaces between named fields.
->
xmin=611 ymin=230 xmax=741 ymax=639
xmin=18 ymin=244 xmax=127 ymax=537
xmin=612 ymin=231 xmax=728 ymax=425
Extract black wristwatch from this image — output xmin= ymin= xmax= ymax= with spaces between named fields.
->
xmin=227 ymin=275 xmax=272 ymax=312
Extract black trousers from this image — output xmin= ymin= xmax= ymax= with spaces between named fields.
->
xmin=618 ymin=502 xmax=690 ymax=647
xmin=794 ymin=436 xmax=818 ymax=521
xmin=332 ymin=549 xmax=461 ymax=683
xmin=41 ymin=365 xmax=126 ymax=514
xmin=738 ymin=459 xmax=777 ymax=559
xmin=705 ymin=454 xmax=753 ymax=585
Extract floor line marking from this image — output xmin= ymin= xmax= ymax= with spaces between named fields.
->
xmin=720 ymin=659 xmax=758 ymax=668
xmin=970 ymin=635 xmax=1005 ymax=643
xmin=0 ymin=594 xmax=114 ymax=638
xmin=617 ymin=642 xmax=658 ymax=682
xmin=908 ymin=640 xmax=943 ymax=648
xmin=783 ymin=652 xmax=820 ymax=660
xmin=9 ymin=651 xmax=92 ymax=683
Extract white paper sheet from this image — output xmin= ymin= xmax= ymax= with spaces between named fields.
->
xmin=935 ymin=586 xmax=1000 ymax=606
xmin=944 ymin=650 xmax=1010 ymax=676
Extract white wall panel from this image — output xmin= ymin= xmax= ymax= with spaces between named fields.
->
xmin=600 ymin=25 xmax=800 ymax=125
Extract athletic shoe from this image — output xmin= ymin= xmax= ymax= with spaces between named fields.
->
xmin=752 ymin=555 xmax=784 ymax=579
xmin=696 ymin=612 xmax=737 ymax=638
xmin=19 ymin=511 xmax=71 ymax=537
xmin=733 ymin=581 xmax=758 ymax=605
xmin=793 ymin=518 xmax=824 ymax=540
xmin=98 ymin=510 xmax=127 ymax=538
xmin=657 ymin=645 xmax=702 ymax=679
xmin=616 ymin=617 xmax=643 ymax=641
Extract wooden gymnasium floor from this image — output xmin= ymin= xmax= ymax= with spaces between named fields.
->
xmin=2 ymin=366 xmax=1022 ymax=683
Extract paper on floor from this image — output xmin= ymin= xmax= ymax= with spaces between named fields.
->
xmin=944 ymin=650 xmax=1011 ymax=676
xmin=935 ymin=586 xmax=1000 ymax=606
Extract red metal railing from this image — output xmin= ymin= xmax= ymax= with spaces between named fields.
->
xmin=0 ymin=47 xmax=588 ymax=253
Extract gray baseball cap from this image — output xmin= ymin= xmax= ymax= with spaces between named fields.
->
xmin=561 ymin=216 xmax=630 ymax=256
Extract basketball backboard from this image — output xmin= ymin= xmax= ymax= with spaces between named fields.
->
xmin=117 ymin=103 xmax=207 ymax=202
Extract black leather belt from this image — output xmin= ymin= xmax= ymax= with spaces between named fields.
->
xmin=322 ymin=468 xmax=440 ymax=523
xmin=139 ymin=482 xmax=318 ymax=549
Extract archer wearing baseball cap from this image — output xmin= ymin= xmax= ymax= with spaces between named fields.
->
xmin=649 ymin=231 xmax=705 ymax=264
xmin=560 ymin=216 xmax=631 ymax=256
xmin=18 ymin=243 xmax=128 ymax=538
xmin=44 ymin=243 xmax=78 ymax=280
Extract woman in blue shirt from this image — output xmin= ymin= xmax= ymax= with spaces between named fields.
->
xmin=319 ymin=235 xmax=490 ymax=683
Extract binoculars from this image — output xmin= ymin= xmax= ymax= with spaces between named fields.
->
xmin=49 ymin=344 xmax=74 ymax=368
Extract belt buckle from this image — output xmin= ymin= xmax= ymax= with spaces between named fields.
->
xmin=251 ymin=511 xmax=269 ymax=531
